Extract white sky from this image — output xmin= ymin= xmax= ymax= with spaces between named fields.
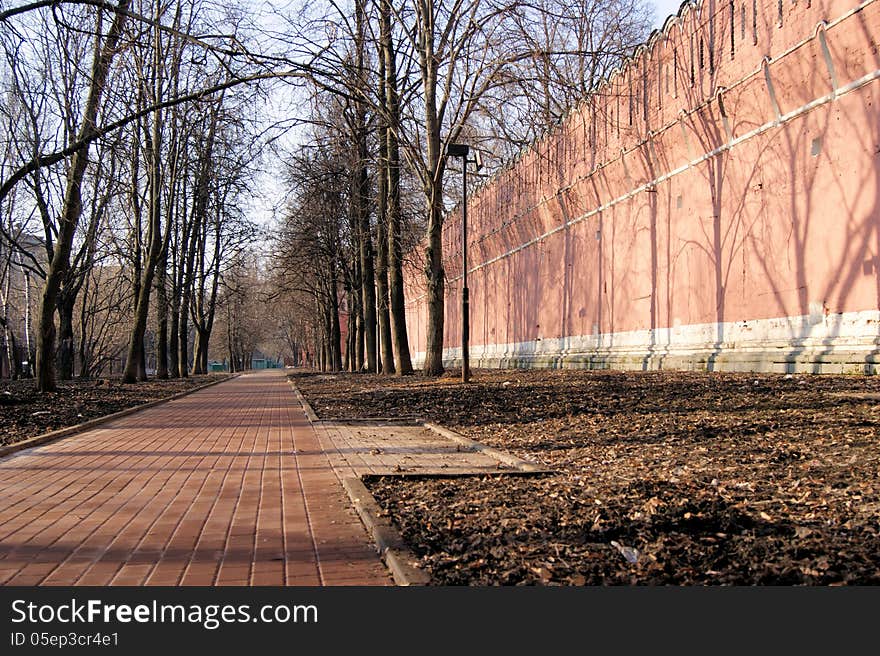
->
xmin=652 ymin=0 xmax=689 ymax=29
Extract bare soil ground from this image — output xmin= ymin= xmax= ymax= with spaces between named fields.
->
xmin=291 ymin=368 xmax=880 ymax=585
xmin=0 ymin=374 xmax=230 ymax=447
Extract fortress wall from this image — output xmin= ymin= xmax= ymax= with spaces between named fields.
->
xmin=404 ymin=0 xmax=880 ymax=373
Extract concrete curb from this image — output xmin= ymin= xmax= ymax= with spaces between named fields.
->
xmin=288 ymin=379 xmax=430 ymax=585
xmin=309 ymin=417 xmax=423 ymax=424
xmin=287 ymin=378 xmax=547 ymax=585
xmin=422 ymin=422 xmax=549 ymax=473
xmin=341 ymin=476 xmax=431 ymax=586
xmin=0 ymin=374 xmax=238 ymax=460
xmin=287 ymin=383 xmax=320 ymax=422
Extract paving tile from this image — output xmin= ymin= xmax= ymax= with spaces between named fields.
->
xmin=0 ymin=371 xmax=390 ymax=587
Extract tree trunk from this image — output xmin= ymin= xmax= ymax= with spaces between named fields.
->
xmin=354 ymin=0 xmax=377 ymax=373
xmin=421 ymin=118 xmax=446 ymax=375
xmin=123 ymin=268 xmax=155 ymax=384
xmin=423 ymin=189 xmax=446 ymax=375
xmin=122 ymin=4 xmax=163 ymax=385
xmin=191 ymin=329 xmax=204 ymax=374
xmin=35 ymin=281 xmax=58 ymax=391
xmin=56 ymin=291 xmax=75 ymax=380
xmin=191 ymin=327 xmax=208 ymax=375
xmin=346 ymin=298 xmax=356 ymax=372
xmin=35 ymin=1 xmax=132 ymax=392
xmin=179 ymin=98 xmax=219 ymax=376
xmin=122 ymin=153 xmax=160 ymax=383
xmin=352 ymin=295 xmax=362 ymax=372
xmin=328 ymin=269 xmax=342 ymax=371
xmin=226 ymin=302 xmax=235 ymax=372
xmin=77 ymin=280 xmax=90 ymax=378
xmin=381 ymin=0 xmax=413 ymax=375
xmin=357 ymin=164 xmax=377 ymax=373
xmin=376 ymin=33 xmax=394 ymax=375
xmin=9 ymin=331 xmax=21 ymax=380
xmin=2 ymin=269 xmax=21 ymax=379
xmin=155 ymin=251 xmax=169 ymax=378
xmin=178 ymin=301 xmax=189 ymax=376
xmin=177 ymin=206 xmax=202 ymax=379
xmin=376 ymin=208 xmax=394 ymax=374
xmin=168 ymin=292 xmax=179 ymax=377
xmin=421 ymin=18 xmax=446 ymax=376
xmin=17 ymin=258 xmax=31 ymax=377
xmin=189 ymin=203 xmax=222 ymax=376
xmin=2 ymin=270 xmax=11 ymax=379
xmin=128 ymin=116 xmax=144 ymax=379
xmin=321 ymin=298 xmax=331 ymax=373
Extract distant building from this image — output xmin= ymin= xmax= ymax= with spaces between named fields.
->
xmin=250 ymin=349 xmax=281 ymax=370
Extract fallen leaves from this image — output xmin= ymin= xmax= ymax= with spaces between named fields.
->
xmin=297 ymin=369 xmax=880 ymax=585
xmin=0 ymin=375 xmax=228 ymax=446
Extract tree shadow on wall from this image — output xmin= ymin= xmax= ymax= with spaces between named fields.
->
xmin=656 ymin=14 xmax=880 ymax=375
xmin=749 ymin=14 xmax=880 ymax=373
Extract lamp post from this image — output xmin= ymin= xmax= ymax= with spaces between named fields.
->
xmin=445 ymin=143 xmax=482 ymax=383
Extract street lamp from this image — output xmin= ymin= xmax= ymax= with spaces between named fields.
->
xmin=445 ymin=142 xmax=482 ymax=383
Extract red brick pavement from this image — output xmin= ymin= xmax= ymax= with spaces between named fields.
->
xmin=0 ymin=370 xmax=391 ymax=586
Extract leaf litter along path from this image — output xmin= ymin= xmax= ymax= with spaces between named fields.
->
xmin=0 ymin=375 xmax=231 ymax=447
xmin=291 ymin=369 xmax=880 ymax=585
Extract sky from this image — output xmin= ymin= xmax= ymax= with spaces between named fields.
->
xmin=652 ymin=0 xmax=689 ymax=29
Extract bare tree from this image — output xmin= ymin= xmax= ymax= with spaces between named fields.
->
xmin=476 ymin=0 xmax=652 ymax=157
xmin=29 ymin=1 xmax=133 ymax=391
xmin=123 ymin=0 xmax=169 ymax=383
xmin=378 ymin=0 xmax=413 ymax=374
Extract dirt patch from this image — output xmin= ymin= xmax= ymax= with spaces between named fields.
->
xmin=0 ymin=374 xmax=230 ymax=447
xmin=292 ymin=368 xmax=880 ymax=585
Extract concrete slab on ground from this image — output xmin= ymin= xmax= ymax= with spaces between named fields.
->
xmin=291 ymin=381 xmax=550 ymax=585
xmin=314 ymin=420 xmax=529 ymax=477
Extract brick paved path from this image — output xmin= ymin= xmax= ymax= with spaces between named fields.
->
xmin=0 ymin=370 xmax=391 ymax=586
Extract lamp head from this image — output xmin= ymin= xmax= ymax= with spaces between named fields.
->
xmin=446 ymin=143 xmax=469 ymax=157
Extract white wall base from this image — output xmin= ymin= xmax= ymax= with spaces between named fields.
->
xmin=413 ymin=310 xmax=880 ymax=374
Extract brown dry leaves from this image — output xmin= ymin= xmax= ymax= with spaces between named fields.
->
xmin=0 ymin=375 xmax=229 ymax=446
xmin=296 ymin=369 xmax=880 ymax=585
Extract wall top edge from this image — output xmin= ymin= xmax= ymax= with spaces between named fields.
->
xmin=462 ymin=0 xmax=873 ymax=208
xmin=462 ymin=0 xmax=713 ymax=202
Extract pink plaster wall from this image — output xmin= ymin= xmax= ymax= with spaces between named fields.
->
xmin=404 ymin=0 xmax=880 ymax=371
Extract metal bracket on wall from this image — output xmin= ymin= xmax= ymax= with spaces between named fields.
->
xmin=815 ymin=22 xmax=840 ymax=95
xmin=762 ymin=57 xmax=783 ymax=123
xmin=715 ymin=87 xmax=733 ymax=142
